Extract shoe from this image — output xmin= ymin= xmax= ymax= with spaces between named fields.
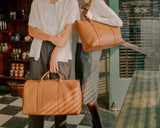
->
xmin=87 ymin=103 xmax=103 ymax=128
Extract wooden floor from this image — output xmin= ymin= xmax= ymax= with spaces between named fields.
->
xmin=114 ymin=70 xmax=160 ymax=128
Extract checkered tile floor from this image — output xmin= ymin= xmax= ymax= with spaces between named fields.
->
xmin=0 ymin=93 xmax=116 ymax=128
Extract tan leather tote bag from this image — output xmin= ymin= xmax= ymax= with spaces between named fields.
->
xmin=75 ymin=0 xmax=124 ymax=52
xmin=22 ymin=71 xmax=82 ymax=115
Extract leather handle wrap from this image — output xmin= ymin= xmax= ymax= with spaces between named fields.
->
xmin=84 ymin=0 xmax=92 ymax=20
xmin=41 ymin=71 xmax=64 ymax=81
xmin=88 ymin=0 xmax=92 ymax=5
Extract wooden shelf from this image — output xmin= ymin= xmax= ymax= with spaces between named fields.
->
xmin=0 ymin=51 xmax=10 ymax=54
xmin=0 ymin=30 xmax=11 ymax=36
xmin=8 ymin=59 xmax=30 ymax=62
xmin=5 ymin=19 xmax=29 ymax=22
xmin=0 ymin=75 xmax=29 ymax=81
xmin=11 ymin=40 xmax=32 ymax=43
xmin=0 ymin=30 xmax=10 ymax=33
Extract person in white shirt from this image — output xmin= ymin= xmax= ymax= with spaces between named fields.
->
xmin=28 ymin=0 xmax=80 ymax=127
xmin=75 ymin=0 xmax=123 ymax=127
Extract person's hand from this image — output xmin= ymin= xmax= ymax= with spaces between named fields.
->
xmin=81 ymin=3 xmax=90 ymax=16
xmin=49 ymin=52 xmax=59 ymax=73
xmin=49 ymin=34 xmax=67 ymax=48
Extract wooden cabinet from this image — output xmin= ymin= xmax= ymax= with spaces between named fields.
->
xmin=0 ymin=52 xmax=9 ymax=75
xmin=0 ymin=0 xmax=33 ymax=86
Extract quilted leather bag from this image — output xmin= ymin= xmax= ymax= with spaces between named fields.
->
xmin=22 ymin=71 xmax=82 ymax=115
xmin=75 ymin=0 xmax=124 ymax=52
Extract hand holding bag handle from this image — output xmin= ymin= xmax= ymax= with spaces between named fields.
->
xmin=75 ymin=0 xmax=124 ymax=52
xmin=41 ymin=71 xmax=64 ymax=81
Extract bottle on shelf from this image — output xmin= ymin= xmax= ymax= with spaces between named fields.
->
xmin=0 ymin=42 xmax=8 ymax=52
xmin=0 ymin=10 xmax=7 ymax=31
xmin=21 ymin=9 xmax=28 ymax=19
xmin=9 ymin=11 xmax=16 ymax=20
xmin=0 ymin=11 xmax=3 ymax=30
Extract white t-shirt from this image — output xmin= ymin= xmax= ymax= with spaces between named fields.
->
xmin=28 ymin=0 xmax=80 ymax=62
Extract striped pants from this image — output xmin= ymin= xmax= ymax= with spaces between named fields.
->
xmin=75 ymin=43 xmax=102 ymax=104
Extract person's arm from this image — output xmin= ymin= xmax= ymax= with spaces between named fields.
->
xmin=28 ymin=25 xmax=67 ymax=48
xmin=49 ymin=23 xmax=74 ymax=73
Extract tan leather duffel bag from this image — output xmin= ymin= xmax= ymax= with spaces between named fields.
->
xmin=75 ymin=0 xmax=124 ymax=52
xmin=22 ymin=71 xmax=82 ymax=115
xmin=75 ymin=18 xmax=124 ymax=52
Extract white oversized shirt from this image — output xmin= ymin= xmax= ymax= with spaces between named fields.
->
xmin=28 ymin=0 xmax=80 ymax=62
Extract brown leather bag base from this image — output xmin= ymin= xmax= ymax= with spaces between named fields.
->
xmin=75 ymin=19 xmax=124 ymax=52
xmin=22 ymin=71 xmax=82 ymax=115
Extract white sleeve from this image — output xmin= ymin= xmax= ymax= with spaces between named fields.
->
xmin=86 ymin=0 xmax=123 ymax=27
xmin=64 ymin=0 xmax=80 ymax=25
xmin=28 ymin=0 xmax=39 ymax=27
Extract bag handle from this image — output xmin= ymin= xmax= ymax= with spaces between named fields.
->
xmin=84 ymin=0 xmax=92 ymax=20
xmin=40 ymin=71 xmax=64 ymax=81
xmin=88 ymin=0 xmax=92 ymax=5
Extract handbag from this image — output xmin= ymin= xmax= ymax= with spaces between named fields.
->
xmin=22 ymin=71 xmax=82 ymax=115
xmin=75 ymin=0 xmax=124 ymax=52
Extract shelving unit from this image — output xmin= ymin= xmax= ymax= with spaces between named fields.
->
xmin=8 ymin=58 xmax=30 ymax=62
xmin=0 ymin=0 xmax=32 ymax=90
xmin=5 ymin=19 xmax=29 ymax=22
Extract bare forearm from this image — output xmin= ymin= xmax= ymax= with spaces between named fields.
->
xmin=28 ymin=25 xmax=53 ymax=42
xmin=49 ymin=46 xmax=62 ymax=73
xmin=51 ymin=46 xmax=62 ymax=58
xmin=60 ymin=24 xmax=74 ymax=41
xmin=28 ymin=24 xmax=73 ymax=48
xmin=28 ymin=25 xmax=68 ymax=47
xmin=49 ymin=24 xmax=74 ymax=73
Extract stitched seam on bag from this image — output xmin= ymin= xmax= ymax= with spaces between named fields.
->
xmin=37 ymin=83 xmax=39 ymax=113
xmin=108 ymin=26 xmax=117 ymax=45
xmin=90 ymin=20 xmax=101 ymax=48
xmin=58 ymin=81 xmax=60 ymax=112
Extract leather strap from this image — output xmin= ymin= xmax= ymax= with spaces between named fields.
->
xmin=88 ymin=0 xmax=92 ymax=5
xmin=41 ymin=71 xmax=64 ymax=81
xmin=84 ymin=0 xmax=92 ymax=20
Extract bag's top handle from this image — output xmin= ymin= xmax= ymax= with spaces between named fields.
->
xmin=84 ymin=0 xmax=92 ymax=20
xmin=88 ymin=0 xmax=92 ymax=5
xmin=41 ymin=71 xmax=63 ymax=81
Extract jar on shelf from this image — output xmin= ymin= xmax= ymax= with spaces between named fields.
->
xmin=15 ymin=34 xmax=20 ymax=41
xmin=26 ymin=51 xmax=30 ymax=60
xmin=19 ymin=70 xmax=24 ymax=77
xmin=4 ymin=43 xmax=8 ymax=51
xmin=22 ymin=52 xmax=26 ymax=59
xmin=13 ymin=48 xmax=16 ymax=54
xmin=19 ymin=63 xmax=24 ymax=70
xmin=14 ymin=70 xmax=19 ymax=77
xmin=25 ymin=71 xmax=30 ymax=79
xmin=10 ymin=69 xmax=15 ymax=77
xmin=15 ymin=63 xmax=19 ymax=70
xmin=11 ymin=63 xmax=15 ymax=70
xmin=16 ymin=53 xmax=20 ymax=59
xmin=9 ymin=11 xmax=16 ymax=19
